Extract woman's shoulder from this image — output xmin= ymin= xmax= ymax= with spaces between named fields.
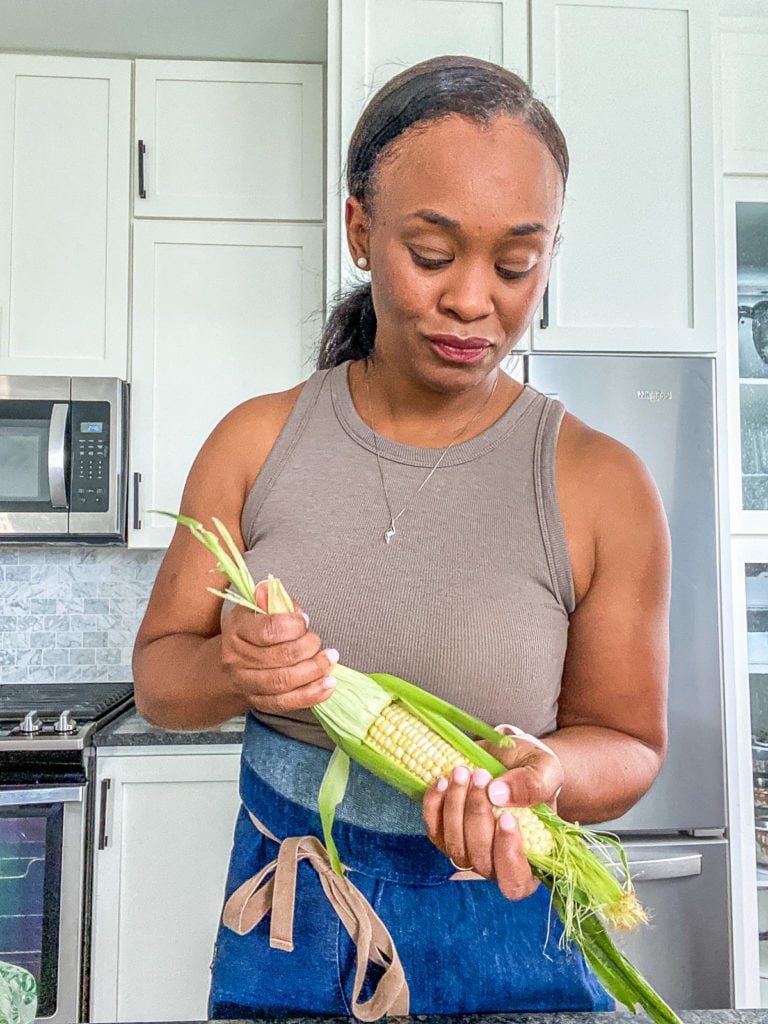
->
xmin=555 ymin=409 xmax=669 ymax=601
xmin=557 ymin=409 xmax=661 ymax=510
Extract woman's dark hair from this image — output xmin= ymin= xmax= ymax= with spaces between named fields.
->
xmin=317 ymin=55 xmax=569 ymax=370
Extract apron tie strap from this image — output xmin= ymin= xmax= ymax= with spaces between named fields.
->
xmin=222 ymin=810 xmax=410 ymax=1021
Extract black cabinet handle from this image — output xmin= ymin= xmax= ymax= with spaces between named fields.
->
xmin=132 ymin=471 xmax=142 ymax=530
xmin=539 ymin=284 xmax=549 ymax=330
xmin=98 ymin=779 xmax=111 ymax=850
xmin=138 ymin=139 xmax=147 ymax=199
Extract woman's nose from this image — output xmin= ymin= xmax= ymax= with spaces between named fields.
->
xmin=437 ymin=265 xmax=495 ymax=322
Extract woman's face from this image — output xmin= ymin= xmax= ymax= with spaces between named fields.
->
xmin=347 ymin=113 xmax=563 ymax=392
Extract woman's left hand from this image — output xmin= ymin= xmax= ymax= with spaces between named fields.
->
xmin=422 ymin=736 xmax=563 ymax=900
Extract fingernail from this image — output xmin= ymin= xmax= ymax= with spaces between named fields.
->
xmin=302 ymin=612 xmax=310 ymax=628
xmin=488 ymin=780 xmax=511 ymax=806
xmin=453 ymin=765 xmax=470 ymax=785
xmin=472 ymin=768 xmax=492 ymax=788
xmin=435 ymin=777 xmax=449 ymax=792
xmin=497 ymin=810 xmax=517 ymax=832
xmin=322 ymin=674 xmax=336 ymax=689
xmin=325 ymin=648 xmax=340 ymax=666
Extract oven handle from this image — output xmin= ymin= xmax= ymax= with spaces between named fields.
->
xmin=48 ymin=402 xmax=70 ymax=508
xmin=0 ymin=786 xmax=83 ymax=806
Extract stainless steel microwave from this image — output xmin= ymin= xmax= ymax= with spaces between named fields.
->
xmin=0 ymin=376 xmax=129 ymax=542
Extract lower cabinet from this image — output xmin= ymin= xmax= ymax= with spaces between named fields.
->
xmin=89 ymin=746 xmax=242 ymax=1023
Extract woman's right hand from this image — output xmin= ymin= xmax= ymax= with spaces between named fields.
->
xmin=219 ymin=582 xmax=339 ymax=713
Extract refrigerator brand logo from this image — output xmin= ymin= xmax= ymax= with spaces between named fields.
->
xmin=636 ymin=389 xmax=672 ymax=403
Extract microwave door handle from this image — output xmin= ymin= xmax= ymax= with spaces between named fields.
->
xmin=48 ymin=403 xmax=69 ymax=508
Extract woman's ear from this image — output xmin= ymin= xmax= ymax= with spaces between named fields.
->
xmin=345 ymin=197 xmax=371 ymax=265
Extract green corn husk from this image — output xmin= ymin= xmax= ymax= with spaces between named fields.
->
xmin=163 ymin=511 xmax=682 ymax=1024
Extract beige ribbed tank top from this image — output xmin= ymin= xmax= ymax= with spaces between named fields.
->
xmin=239 ymin=360 xmax=574 ymax=749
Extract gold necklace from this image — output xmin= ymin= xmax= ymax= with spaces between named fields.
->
xmin=365 ymin=371 xmax=499 ymax=545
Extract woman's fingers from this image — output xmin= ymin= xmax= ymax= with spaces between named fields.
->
xmin=424 ymin=762 xmax=543 ymax=902
xmin=440 ymin=766 xmax=473 ymax=868
xmin=462 ymin=769 xmax=498 ymax=877
xmin=493 ymin=812 xmax=540 ymax=900
xmin=220 ymin=599 xmax=339 ymax=711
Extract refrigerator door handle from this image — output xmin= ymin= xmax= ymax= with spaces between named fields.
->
xmin=627 ymin=853 xmax=702 ymax=882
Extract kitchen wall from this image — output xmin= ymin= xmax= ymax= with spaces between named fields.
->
xmin=0 ymin=546 xmax=163 ymax=683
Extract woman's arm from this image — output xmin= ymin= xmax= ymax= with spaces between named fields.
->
xmin=423 ymin=417 xmax=671 ymax=896
xmin=545 ymin=417 xmax=671 ymax=823
xmin=132 ymin=386 xmax=338 ymax=730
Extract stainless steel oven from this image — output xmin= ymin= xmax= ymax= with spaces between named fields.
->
xmin=0 ymin=376 xmax=129 ymax=542
xmin=0 ymin=684 xmax=133 ymax=1023
xmin=0 ymin=786 xmax=85 ymax=1023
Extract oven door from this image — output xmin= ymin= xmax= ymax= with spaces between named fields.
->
xmin=0 ymin=786 xmax=85 ymax=1024
xmin=0 ymin=376 xmax=71 ymax=536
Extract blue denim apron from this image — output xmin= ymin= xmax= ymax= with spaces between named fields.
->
xmin=208 ymin=717 xmax=614 ymax=1019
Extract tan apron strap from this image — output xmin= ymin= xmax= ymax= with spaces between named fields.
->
xmin=221 ymin=809 xmax=410 ymax=1021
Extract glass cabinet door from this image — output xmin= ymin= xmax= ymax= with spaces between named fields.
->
xmin=738 ymin=202 xmax=768 ymax=511
xmin=727 ymin=179 xmax=768 ymax=530
xmin=744 ymin=561 xmax=768 ymax=1005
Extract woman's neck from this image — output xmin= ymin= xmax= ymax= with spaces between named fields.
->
xmin=346 ymin=356 xmax=521 ymax=448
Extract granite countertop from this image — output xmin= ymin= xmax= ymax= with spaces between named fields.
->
xmin=117 ymin=1013 xmax=768 ymax=1023
xmin=93 ymin=706 xmax=245 ymax=747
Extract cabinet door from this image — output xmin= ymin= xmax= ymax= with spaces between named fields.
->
xmin=129 ymin=220 xmax=323 ymax=548
xmin=90 ymin=749 xmax=242 ymax=1023
xmin=134 ymin=60 xmax=323 ymax=221
xmin=728 ymin=540 xmax=768 ymax=1009
xmin=530 ymin=0 xmax=717 ymax=353
xmin=724 ymin=176 xmax=768 ymax=533
xmin=0 ymin=55 xmax=131 ymax=376
xmin=328 ymin=0 xmax=528 ymax=297
xmin=721 ymin=20 xmax=768 ymax=175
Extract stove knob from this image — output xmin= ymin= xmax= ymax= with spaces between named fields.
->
xmin=19 ymin=711 xmax=42 ymax=734
xmin=54 ymin=710 xmax=77 ymax=734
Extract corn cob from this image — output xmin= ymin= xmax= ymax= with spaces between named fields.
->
xmin=360 ymin=698 xmax=555 ymax=858
xmin=163 ymin=511 xmax=683 ymax=1024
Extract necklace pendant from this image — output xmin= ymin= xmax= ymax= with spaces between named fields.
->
xmin=384 ymin=523 xmax=396 ymax=544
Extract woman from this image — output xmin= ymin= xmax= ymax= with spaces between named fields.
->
xmin=133 ymin=55 xmax=670 ymax=1019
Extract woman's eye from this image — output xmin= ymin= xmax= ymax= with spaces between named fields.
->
xmin=496 ymin=265 xmax=533 ymax=281
xmin=408 ymin=248 xmax=452 ymax=269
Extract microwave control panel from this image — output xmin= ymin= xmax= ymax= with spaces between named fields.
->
xmin=70 ymin=401 xmax=110 ymax=511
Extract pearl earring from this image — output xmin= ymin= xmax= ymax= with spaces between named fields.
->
xmin=357 ymin=256 xmax=369 ymax=269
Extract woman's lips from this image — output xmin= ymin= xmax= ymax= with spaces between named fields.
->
xmin=427 ymin=335 xmax=492 ymax=364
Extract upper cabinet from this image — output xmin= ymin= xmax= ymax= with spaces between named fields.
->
xmin=0 ymin=54 xmax=131 ymax=376
xmin=721 ymin=18 xmax=768 ymax=175
xmin=128 ymin=220 xmax=323 ymax=549
xmin=133 ymin=60 xmax=324 ymax=221
xmin=724 ymin=176 xmax=768 ymax=534
xmin=529 ymin=0 xmax=717 ymax=354
xmin=330 ymin=0 xmax=717 ymax=354
xmin=327 ymin=0 xmax=528 ymax=296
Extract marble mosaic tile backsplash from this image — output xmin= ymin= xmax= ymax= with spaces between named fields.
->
xmin=0 ymin=546 xmax=165 ymax=683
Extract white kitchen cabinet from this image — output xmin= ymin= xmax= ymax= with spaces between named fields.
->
xmin=721 ymin=17 xmax=768 ymax=175
xmin=530 ymin=0 xmax=717 ymax=353
xmin=128 ymin=219 xmax=324 ymax=548
xmin=89 ymin=746 xmax=242 ymax=1023
xmin=327 ymin=0 xmax=528 ymax=296
xmin=0 ymin=54 xmax=131 ymax=376
xmin=133 ymin=60 xmax=324 ymax=221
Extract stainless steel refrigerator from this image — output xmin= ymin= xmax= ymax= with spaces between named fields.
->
xmin=524 ymin=353 xmax=730 ymax=1010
